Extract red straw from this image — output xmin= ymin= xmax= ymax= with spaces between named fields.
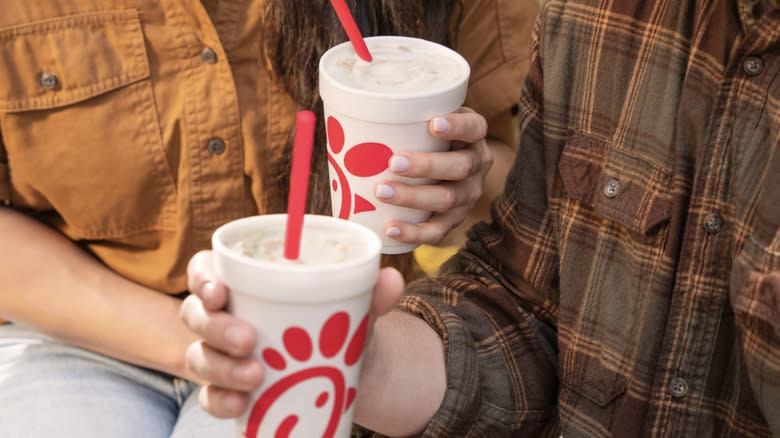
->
xmin=329 ymin=0 xmax=372 ymax=62
xmin=284 ymin=110 xmax=317 ymax=260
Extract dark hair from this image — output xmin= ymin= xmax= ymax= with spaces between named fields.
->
xmin=261 ymin=0 xmax=462 ymax=281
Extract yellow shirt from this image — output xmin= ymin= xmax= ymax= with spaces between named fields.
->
xmin=0 ymin=0 xmax=539 ymax=293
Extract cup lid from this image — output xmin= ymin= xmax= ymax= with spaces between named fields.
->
xmin=319 ymin=36 xmax=470 ymax=123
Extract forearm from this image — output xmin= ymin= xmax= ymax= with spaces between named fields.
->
xmin=0 ymin=207 xmax=199 ymax=381
xmin=353 ymin=310 xmax=446 ymax=437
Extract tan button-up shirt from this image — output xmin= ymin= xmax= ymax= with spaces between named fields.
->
xmin=0 ymin=0 xmax=539 ymax=293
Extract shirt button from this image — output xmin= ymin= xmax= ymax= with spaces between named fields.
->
xmin=40 ymin=72 xmax=58 ymax=89
xmin=207 ymin=137 xmax=226 ymax=155
xmin=743 ymin=56 xmax=764 ymax=76
xmin=703 ymin=212 xmax=724 ymax=234
xmin=603 ymin=179 xmax=621 ymax=198
xmin=201 ymin=47 xmax=218 ymax=64
xmin=668 ymin=377 xmax=689 ymax=398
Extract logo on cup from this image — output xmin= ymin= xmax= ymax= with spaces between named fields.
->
xmin=326 ymin=116 xmax=393 ymax=220
xmin=244 ymin=310 xmax=369 ymax=438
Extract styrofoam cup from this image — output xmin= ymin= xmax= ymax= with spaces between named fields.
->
xmin=212 ymin=214 xmax=382 ymax=438
xmin=319 ymin=36 xmax=470 ymax=254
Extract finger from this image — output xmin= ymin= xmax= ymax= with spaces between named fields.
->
xmin=180 ymin=295 xmax=257 ymax=357
xmin=389 ymin=140 xmax=491 ymax=181
xmin=375 ymin=179 xmax=482 ymax=212
xmin=187 ymin=250 xmax=229 ymax=310
xmin=388 ymin=148 xmax=471 ymax=181
xmin=383 ymin=207 xmax=468 ymax=245
xmin=370 ymin=267 xmax=405 ymax=317
xmin=187 ymin=250 xmax=215 ymax=291
xmin=428 ymin=108 xmax=487 ymax=143
xmin=185 ymin=341 xmax=264 ymax=392
xmin=198 ymin=385 xmax=251 ymax=419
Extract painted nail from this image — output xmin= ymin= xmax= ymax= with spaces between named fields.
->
xmin=375 ymin=184 xmax=395 ymax=199
xmin=389 ymin=156 xmax=410 ymax=173
xmin=202 ymin=282 xmax=215 ymax=302
xmin=385 ymin=227 xmax=401 ymax=237
xmin=432 ymin=117 xmax=450 ymax=133
xmin=233 ymin=362 xmax=259 ymax=382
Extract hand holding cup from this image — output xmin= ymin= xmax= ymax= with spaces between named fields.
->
xmin=181 ymin=245 xmax=405 ymax=430
xmin=320 ymin=35 xmax=477 ymax=254
xmin=375 ymin=107 xmax=491 ymax=246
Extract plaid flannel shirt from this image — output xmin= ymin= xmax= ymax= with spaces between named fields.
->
xmin=399 ymin=0 xmax=780 ymax=436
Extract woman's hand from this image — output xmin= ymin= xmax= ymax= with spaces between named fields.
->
xmin=375 ymin=106 xmax=493 ymax=245
xmin=180 ymin=250 xmax=405 ymax=418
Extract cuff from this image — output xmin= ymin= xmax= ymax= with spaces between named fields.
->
xmin=396 ymin=293 xmax=513 ymax=436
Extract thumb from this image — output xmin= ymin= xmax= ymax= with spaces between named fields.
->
xmin=370 ymin=267 xmax=405 ymax=316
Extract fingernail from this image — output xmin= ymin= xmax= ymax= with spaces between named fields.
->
xmin=202 ymin=282 xmax=215 ymax=303
xmin=385 ymin=227 xmax=401 ymax=237
xmin=432 ymin=117 xmax=450 ymax=133
xmin=375 ymin=184 xmax=395 ymax=199
xmin=225 ymin=393 xmax=247 ymax=412
xmin=233 ymin=362 xmax=260 ymax=382
xmin=389 ymin=156 xmax=410 ymax=173
xmin=224 ymin=325 xmax=245 ymax=348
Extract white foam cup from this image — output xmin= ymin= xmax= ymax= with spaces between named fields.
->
xmin=212 ymin=214 xmax=382 ymax=438
xmin=319 ymin=36 xmax=470 ymax=254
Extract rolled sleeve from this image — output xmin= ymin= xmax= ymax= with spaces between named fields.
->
xmin=397 ymin=252 xmax=559 ymax=437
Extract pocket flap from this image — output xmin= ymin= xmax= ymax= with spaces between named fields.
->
xmin=559 ymin=133 xmax=673 ymax=234
xmin=0 ymin=9 xmax=149 ymax=112
xmin=561 ymin=344 xmax=628 ymax=407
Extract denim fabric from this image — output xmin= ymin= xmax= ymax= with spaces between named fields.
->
xmin=0 ymin=323 xmax=234 ymax=437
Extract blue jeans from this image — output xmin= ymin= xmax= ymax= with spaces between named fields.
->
xmin=0 ymin=323 xmax=234 ymax=437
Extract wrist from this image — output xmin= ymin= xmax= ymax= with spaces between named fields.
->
xmin=353 ymin=311 xmax=445 ymax=436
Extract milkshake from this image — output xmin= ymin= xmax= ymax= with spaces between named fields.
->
xmin=319 ymin=36 xmax=470 ymax=254
xmin=212 ymin=214 xmax=381 ymax=438
xmin=325 ymin=40 xmax=468 ymax=95
xmin=231 ymin=228 xmax=360 ymax=266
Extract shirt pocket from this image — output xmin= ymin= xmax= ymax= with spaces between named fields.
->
xmin=558 ymin=132 xmax=673 ymax=235
xmin=555 ymin=132 xmax=674 ymax=412
xmin=0 ymin=9 xmax=176 ymax=239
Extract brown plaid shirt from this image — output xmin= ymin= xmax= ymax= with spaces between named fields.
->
xmin=399 ymin=0 xmax=780 ymax=436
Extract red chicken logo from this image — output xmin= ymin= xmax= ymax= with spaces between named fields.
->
xmin=326 ymin=116 xmax=393 ymax=220
xmin=244 ymin=311 xmax=369 ymax=438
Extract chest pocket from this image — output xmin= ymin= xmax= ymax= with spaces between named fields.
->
xmin=0 ymin=9 xmax=176 ymax=239
xmin=558 ymin=133 xmax=673 ymax=235
xmin=555 ymin=132 xmax=674 ymax=419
